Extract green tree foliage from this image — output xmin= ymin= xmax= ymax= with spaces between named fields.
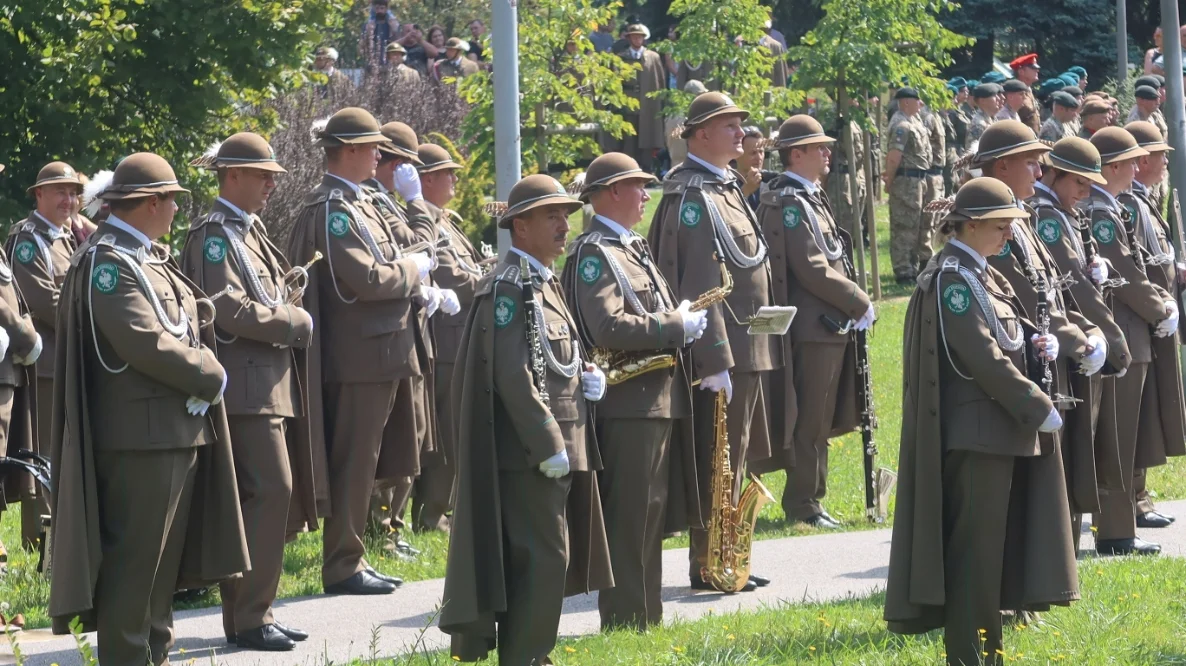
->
xmin=0 ymin=0 xmax=350 ymax=221
xmin=793 ymin=0 xmax=971 ymax=120
xmin=654 ymin=0 xmax=803 ymax=121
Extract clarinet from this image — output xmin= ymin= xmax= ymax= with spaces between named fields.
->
xmin=520 ymin=256 xmax=549 ymax=407
xmin=1034 ymin=276 xmax=1054 ymax=398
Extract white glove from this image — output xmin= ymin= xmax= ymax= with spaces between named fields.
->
xmin=581 ymin=362 xmax=606 ymax=401
xmin=185 ymin=396 xmax=211 ymax=416
xmin=1089 ymin=256 xmax=1109 ymax=286
xmin=409 ymin=252 xmax=432 ymax=280
xmin=420 ymin=284 xmax=442 ymax=317
xmin=393 ymin=163 xmax=423 ymax=202
xmin=854 ymin=304 xmax=877 ymax=331
xmin=1039 ymin=407 xmax=1064 ymax=433
xmin=1032 ymin=333 xmax=1059 ymax=362
xmin=1079 ymin=335 xmax=1107 ymax=376
xmin=0 ymin=327 xmax=10 ymax=363
xmin=212 ymin=369 xmax=227 ymax=405
xmin=676 ymin=300 xmax=708 ymax=343
xmin=538 ymin=449 xmax=570 ymax=478
xmin=699 ymin=370 xmax=733 ymax=403
xmin=299 ymin=306 xmax=314 ymax=335
xmin=1155 ymin=300 xmax=1179 ymax=338
xmin=14 ymin=333 xmax=41 ymax=366
xmin=440 ymin=289 xmax=461 ymax=316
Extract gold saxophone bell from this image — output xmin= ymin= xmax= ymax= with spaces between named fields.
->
xmin=281 ymin=251 xmax=323 ymax=304
xmin=196 ymin=284 xmax=236 ymax=329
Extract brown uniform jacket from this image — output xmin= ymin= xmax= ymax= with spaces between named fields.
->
xmin=0 ymin=258 xmax=39 ymax=387
xmin=647 ymin=160 xmax=781 ymax=380
xmin=617 ymin=47 xmax=666 ymax=150
xmin=440 ymin=259 xmax=612 ymax=652
xmin=434 ymin=56 xmax=479 ymax=81
xmin=0 ymin=255 xmax=39 ymax=505
xmin=429 ymin=203 xmax=483 ymax=366
xmin=886 ymin=244 xmax=1069 ymax=633
xmin=49 ymin=221 xmax=248 ymax=632
xmin=760 ymin=35 xmax=788 ymax=88
xmin=7 ymin=213 xmax=75 ymax=379
xmin=181 ymin=200 xmax=321 ymax=531
xmin=390 ymin=63 xmax=421 ymax=85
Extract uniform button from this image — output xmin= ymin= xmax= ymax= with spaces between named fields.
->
xmin=929 ymin=408 xmax=937 ymax=415
xmin=481 ymin=326 xmax=488 ymax=332
xmin=485 ymin=388 xmax=490 ymax=394
xmin=777 ymin=277 xmax=784 ymax=283
xmin=928 ymin=347 xmax=935 ymax=354
xmin=925 ymin=318 xmax=931 ymax=324
xmin=929 ymin=380 xmax=936 ymax=387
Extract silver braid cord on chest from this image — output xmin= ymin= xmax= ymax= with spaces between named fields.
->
xmin=438 ymin=224 xmax=482 ymax=277
xmin=0 ymin=259 xmax=12 ymax=284
xmin=1050 ymin=206 xmax=1087 ymax=271
xmin=601 ymin=242 xmax=670 ymax=315
xmin=324 ymin=195 xmax=400 ymax=305
xmin=682 ymin=181 xmax=767 ymax=269
xmin=225 ymin=225 xmax=282 ymax=308
xmin=936 ymin=258 xmax=1023 ymax=381
xmin=1132 ymin=196 xmax=1175 ymax=266
xmin=532 ymin=288 xmax=582 ymax=378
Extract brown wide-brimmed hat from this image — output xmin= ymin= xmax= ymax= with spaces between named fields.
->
xmin=416 ymin=143 xmax=462 ymax=173
xmin=973 ymin=120 xmax=1049 ymax=166
xmin=444 ymin=37 xmax=467 ymax=52
xmin=680 ymin=92 xmax=749 ymax=139
xmin=313 ymin=107 xmax=389 ymax=148
xmin=386 ymin=42 xmax=407 ymax=55
xmin=98 ymin=153 xmax=190 ymax=201
xmin=772 ymin=115 xmax=834 ymax=150
xmin=494 ymin=174 xmax=582 ymax=228
xmin=27 ymin=161 xmax=83 ymax=194
xmin=1090 ymin=127 xmax=1149 ymax=164
xmin=578 ymin=152 xmax=657 ymax=201
xmin=1047 ymin=137 xmax=1107 ymax=185
xmin=623 ymin=24 xmax=648 ymax=37
xmin=1123 ymin=121 xmax=1172 ymax=153
xmin=944 ymin=177 xmax=1027 ymax=222
xmin=191 ymin=132 xmax=286 ymax=173
xmin=377 ymin=121 xmax=422 ymax=163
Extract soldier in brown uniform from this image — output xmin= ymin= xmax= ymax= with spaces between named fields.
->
xmin=48 ymin=153 xmax=249 ymax=665
xmin=756 ymin=116 xmax=873 ymax=527
xmin=647 ymin=92 xmax=778 ymax=591
xmin=433 ymin=37 xmax=480 ymax=82
xmin=563 ymin=153 xmax=708 ymax=630
xmin=385 ymin=42 xmax=422 ymax=84
xmin=886 ymin=178 xmax=1075 ymax=666
xmin=181 ymin=133 xmax=317 ymax=651
xmin=440 ymin=175 xmax=612 ymax=666
xmin=8 ymin=162 xmax=76 ymax=548
xmin=605 ymin=24 xmax=666 ymax=172
xmin=286 ymin=107 xmax=434 ymax=594
xmin=1118 ymin=121 xmax=1185 ymax=530
xmin=1030 ymin=137 xmax=1130 ymax=550
xmin=1079 ymin=127 xmax=1171 ymax=556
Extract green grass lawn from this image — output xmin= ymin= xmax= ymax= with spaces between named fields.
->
xmin=3 ymin=200 xmax=1185 ymax=631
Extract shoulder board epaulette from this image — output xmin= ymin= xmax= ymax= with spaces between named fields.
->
xmin=445 ymin=209 xmax=465 ymax=225
xmin=662 ymin=179 xmax=688 ymax=196
xmin=476 ymin=264 xmax=518 ymax=297
xmin=189 ymin=211 xmax=226 ymax=233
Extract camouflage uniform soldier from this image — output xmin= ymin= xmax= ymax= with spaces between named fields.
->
xmin=1039 ymin=92 xmax=1081 ymax=142
xmin=966 ymin=83 xmax=1002 ymax=152
xmin=824 ymin=118 xmax=866 ymax=240
xmin=882 ymin=87 xmax=933 ymax=283
xmin=921 ymin=105 xmax=946 ymax=203
xmin=944 ymin=79 xmax=970 ymax=195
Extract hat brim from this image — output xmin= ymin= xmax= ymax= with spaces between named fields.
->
xmin=680 ymin=108 xmax=750 ymax=138
xmin=27 ymin=176 xmax=84 ymax=194
xmin=378 ymin=143 xmax=425 ymax=165
xmin=418 ymin=159 xmax=463 ymax=173
xmin=100 ymin=183 xmax=189 ymax=201
xmin=1138 ymin=141 xmax=1173 ymax=153
xmin=219 ymin=160 xmax=288 ymax=174
xmin=953 ymin=204 xmax=1029 ymax=221
xmin=1099 ymin=145 xmax=1149 ymax=164
xmin=578 ymin=171 xmax=658 ymax=201
xmin=623 ymin=30 xmax=646 ymax=36
xmin=317 ymin=132 xmax=390 ymax=148
xmin=1047 ymin=155 xmax=1108 ymax=185
xmin=974 ymin=140 xmax=1050 ymax=166
xmin=497 ymin=195 xmax=583 ymax=228
xmin=774 ymin=134 xmax=835 ymax=150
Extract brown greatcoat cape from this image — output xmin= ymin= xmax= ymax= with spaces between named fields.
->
xmin=616 ymin=47 xmax=666 ymax=151
xmin=884 ymin=246 xmax=1077 ymax=635
xmin=1120 ymin=182 xmax=1186 ymax=466
xmin=181 ymin=206 xmax=320 ymax=534
xmin=48 ymin=232 xmax=249 ymax=634
xmin=439 ymin=265 xmax=613 ymax=659
xmin=0 ymin=256 xmax=39 ymax=509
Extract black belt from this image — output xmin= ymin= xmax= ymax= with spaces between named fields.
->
xmin=927 ymin=167 xmax=943 ymax=175
xmin=896 ymin=168 xmax=928 ymax=178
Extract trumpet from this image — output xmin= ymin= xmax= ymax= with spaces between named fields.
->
xmin=280 ymin=251 xmax=323 ymax=304
xmin=402 ymin=237 xmax=450 ymax=256
xmin=196 ymin=284 xmax=236 ymax=328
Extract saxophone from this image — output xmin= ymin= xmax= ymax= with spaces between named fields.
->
xmin=701 ymin=389 xmax=774 ymax=593
xmin=592 ymin=256 xmax=734 ymax=385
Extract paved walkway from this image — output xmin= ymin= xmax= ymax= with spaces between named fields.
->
xmin=6 ymin=500 xmax=1186 ymax=666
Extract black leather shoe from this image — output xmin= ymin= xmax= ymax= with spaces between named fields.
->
xmin=236 ymin=624 xmax=296 ymax=652
xmin=818 ymin=509 xmax=841 ymax=524
xmin=748 ymin=573 xmax=771 ymax=587
xmin=689 ymin=576 xmax=758 ymax=592
xmin=272 ymin=621 xmax=308 ymax=642
xmin=1096 ymin=537 xmax=1161 ymax=556
xmin=1136 ymin=510 xmax=1175 ymax=528
xmin=799 ymin=513 xmax=842 ymax=529
xmin=396 ymin=539 xmax=421 ymax=557
xmin=365 ymin=567 xmax=404 ymax=587
xmin=324 ymin=571 xmax=397 ymax=595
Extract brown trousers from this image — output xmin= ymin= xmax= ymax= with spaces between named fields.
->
xmin=783 ymin=343 xmax=847 ymax=520
xmin=497 ymin=470 xmax=571 ymax=666
xmin=1094 ymin=363 xmax=1148 ymax=541
xmin=220 ymin=416 xmax=292 ymax=635
xmin=688 ymin=371 xmax=764 ymax=578
xmin=596 ymin=418 xmax=672 ymax=631
xmin=94 ymin=447 xmax=198 ymax=666
xmin=322 ymin=380 xmax=400 ymax=586
xmin=1134 ymin=468 xmax=1156 ymax=515
xmin=0 ymin=386 xmax=11 ymax=552
xmin=21 ymin=377 xmax=52 ymax=548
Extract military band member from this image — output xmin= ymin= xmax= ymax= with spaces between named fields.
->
xmin=756 ymin=116 xmax=873 ymax=527
xmin=965 ymin=83 xmax=1002 ymax=151
xmin=647 ymin=92 xmax=778 ymax=591
xmin=562 ymin=153 xmax=707 ymax=630
xmin=1030 ymin=137 xmax=1130 ymax=550
xmin=8 ymin=162 xmax=76 ymax=548
xmin=181 ymin=133 xmax=316 ymax=651
xmin=605 ymin=24 xmax=666 ymax=172
xmin=440 ymin=175 xmax=612 ymax=666
xmin=1039 ymin=92 xmax=1081 ymax=143
xmin=884 ymin=87 xmax=934 ymax=283
xmin=48 ymin=153 xmax=249 ymax=666
xmin=886 ymin=178 xmax=1075 ymax=666
xmin=286 ymin=107 xmax=434 ymax=594
xmin=433 ymin=38 xmax=480 ymax=82
xmin=1118 ymin=121 xmax=1185 ymax=531
xmin=1080 ymin=127 xmax=1172 ymax=556
xmin=385 ymin=42 xmax=422 ymax=84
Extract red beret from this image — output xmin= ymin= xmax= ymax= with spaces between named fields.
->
xmin=1010 ymin=53 xmax=1039 ymax=71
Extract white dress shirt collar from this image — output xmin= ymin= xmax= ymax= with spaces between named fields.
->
xmin=781 ymin=170 xmax=820 ymax=195
xmin=104 ymin=215 xmax=152 ymax=250
xmin=594 ymin=214 xmax=639 ymax=244
xmin=686 ymin=152 xmax=729 ymax=180
xmin=1033 ymin=181 xmax=1061 ymax=206
xmin=325 ymin=172 xmax=363 ymax=198
xmin=948 ymin=238 xmax=988 ymax=271
xmin=508 ymin=246 xmax=554 ymax=281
